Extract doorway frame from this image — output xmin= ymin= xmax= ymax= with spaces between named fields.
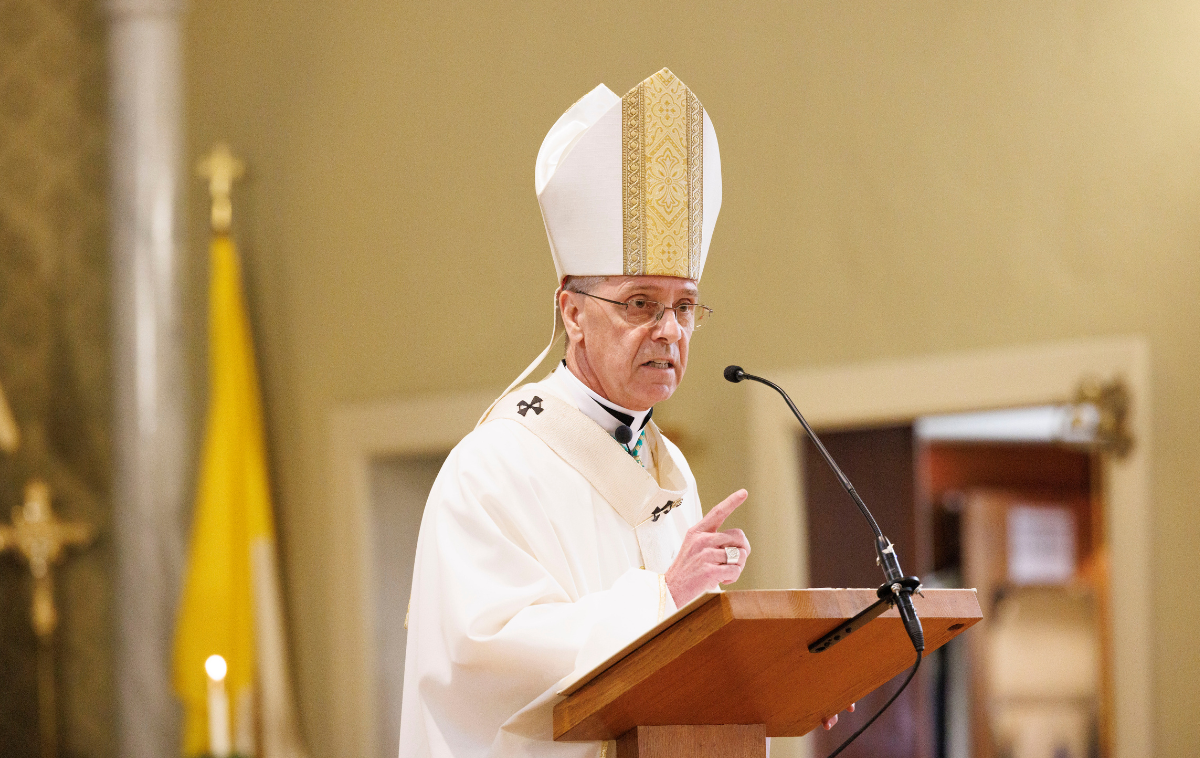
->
xmin=743 ymin=336 xmax=1152 ymax=758
xmin=325 ymin=389 xmax=497 ymax=758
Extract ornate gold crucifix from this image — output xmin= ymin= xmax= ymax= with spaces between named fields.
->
xmin=0 ymin=479 xmax=94 ymax=758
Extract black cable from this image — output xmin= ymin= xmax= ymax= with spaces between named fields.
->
xmin=824 ymin=650 xmax=923 ymax=758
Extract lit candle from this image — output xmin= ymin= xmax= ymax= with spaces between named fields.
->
xmin=205 ymin=655 xmax=231 ymax=757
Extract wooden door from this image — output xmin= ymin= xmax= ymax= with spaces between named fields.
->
xmin=802 ymin=425 xmax=928 ymax=758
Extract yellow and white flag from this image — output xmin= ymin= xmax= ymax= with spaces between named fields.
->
xmin=173 ymin=233 xmax=307 ymax=758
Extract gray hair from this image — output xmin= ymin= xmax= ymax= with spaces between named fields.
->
xmin=562 ymin=275 xmax=609 ymax=295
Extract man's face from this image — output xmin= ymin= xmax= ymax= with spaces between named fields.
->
xmin=560 ymin=275 xmax=698 ymax=411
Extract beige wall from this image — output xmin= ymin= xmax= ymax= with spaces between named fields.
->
xmin=184 ymin=2 xmax=1200 ymax=755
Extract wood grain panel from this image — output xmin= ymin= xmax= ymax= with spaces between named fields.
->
xmin=616 ymin=724 xmax=766 ymax=758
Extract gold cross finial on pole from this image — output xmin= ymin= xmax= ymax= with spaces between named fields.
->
xmin=0 ymin=379 xmax=17 ymax=453
xmin=197 ymin=142 xmax=245 ymax=233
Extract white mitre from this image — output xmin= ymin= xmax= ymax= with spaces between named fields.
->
xmin=536 ymin=68 xmax=722 ymax=281
xmin=480 ymin=69 xmax=722 ymax=424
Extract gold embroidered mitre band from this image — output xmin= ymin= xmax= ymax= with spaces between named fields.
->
xmin=535 ymin=68 xmax=722 ymax=282
xmin=621 ymin=69 xmax=705 ymax=278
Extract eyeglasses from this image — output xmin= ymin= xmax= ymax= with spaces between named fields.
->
xmin=574 ymin=291 xmax=713 ymax=330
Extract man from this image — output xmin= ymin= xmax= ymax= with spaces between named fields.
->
xmin=400 ymin=69 xmax=843 ymax=758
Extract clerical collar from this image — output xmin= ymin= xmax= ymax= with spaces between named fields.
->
xmin=547 ymin=362 xmax=653 ymax=440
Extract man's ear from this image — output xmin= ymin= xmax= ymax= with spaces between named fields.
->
xmin=560 ymin=290 xmax=584 ymax=344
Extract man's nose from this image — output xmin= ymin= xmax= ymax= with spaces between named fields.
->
xmin=652 ymin=308 xmax=684 ymax=341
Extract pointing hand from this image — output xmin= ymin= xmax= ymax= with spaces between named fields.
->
xmin=664 ymin=489 xmax=751 ymax=606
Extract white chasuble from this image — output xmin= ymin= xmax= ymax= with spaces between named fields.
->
xmin=398 ymin=378 xmax=702 ymax=758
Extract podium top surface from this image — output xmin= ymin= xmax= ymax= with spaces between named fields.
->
xmin=553 ymin=588 xmax=981 ymax=741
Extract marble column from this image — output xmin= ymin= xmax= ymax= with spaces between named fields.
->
xmin=105 ymin=2 xmax=190 ymax=758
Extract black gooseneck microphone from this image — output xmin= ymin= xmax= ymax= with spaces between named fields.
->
xmin=724 ymin=364 xmax=924 ymax=653
xmin=725 ymin=364 xmax=925 ymax=758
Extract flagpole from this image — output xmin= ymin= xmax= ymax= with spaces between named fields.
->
xmin=176 ymin=144 xmax=310 ymax=758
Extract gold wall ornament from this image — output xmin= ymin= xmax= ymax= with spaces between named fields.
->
xmin=197 ymin=142 xmax=246 ymax=233
xmin=0 ymin=480 xmax=95 ymax=758
xmin=0 ymin=378 xmax=18 ymax=453
xmin=1074 ymin=376 xmax=1134 ymax=458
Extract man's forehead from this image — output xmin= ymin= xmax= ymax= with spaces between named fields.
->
xmin=603 ymin=276 xmax=699 ymax=297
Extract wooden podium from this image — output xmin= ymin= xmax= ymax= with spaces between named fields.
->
xmin=554 ymin=588 xmax=981 ymax=758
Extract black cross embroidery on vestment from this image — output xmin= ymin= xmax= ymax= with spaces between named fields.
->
xmin=651 ymin=498 xmax=683 ymax=522
xmin=517 ymin=396 xmax=544 ymax=416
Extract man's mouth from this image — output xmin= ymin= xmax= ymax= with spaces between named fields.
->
xmin=643 ymin=359 xmax=674 ymax=369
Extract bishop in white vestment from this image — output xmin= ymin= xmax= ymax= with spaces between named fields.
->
xmin=400 ymin=69 xmax=766 ymax=758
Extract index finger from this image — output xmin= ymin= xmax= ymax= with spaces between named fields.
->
xmin=695 ymin=489 xmax=748 ymax=532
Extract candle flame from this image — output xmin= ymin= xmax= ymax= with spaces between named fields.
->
xmin=205 ymin=654 xmax=228 ymax=682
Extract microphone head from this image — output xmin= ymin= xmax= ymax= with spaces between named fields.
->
xmin=614 ymin=425 xmax=634 ymax=444
xmin=724 ymin=365 xmax=746 ymax=383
